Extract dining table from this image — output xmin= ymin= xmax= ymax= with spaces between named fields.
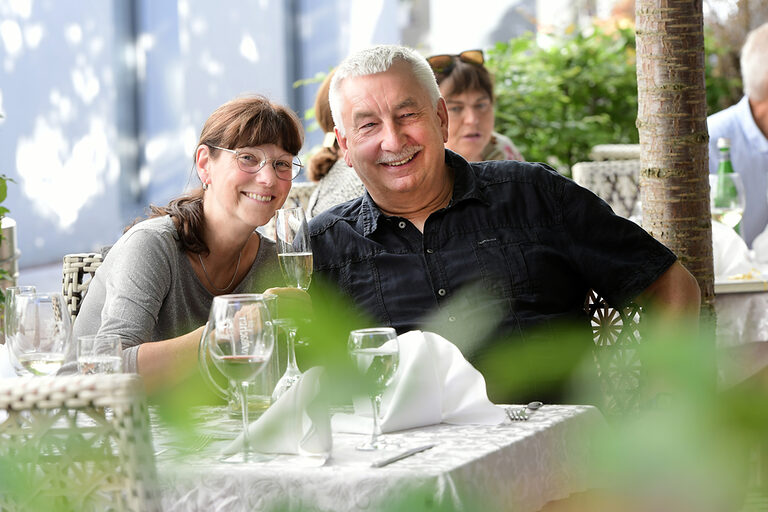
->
xmin=152 ymin=404 xmax=607 ymax=512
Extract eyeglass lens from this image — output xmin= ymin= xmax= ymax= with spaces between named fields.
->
xmin=427 ymin=50 xmax=484 ymax=75
xmin=229 ymin=147 xmax=301 ymax=181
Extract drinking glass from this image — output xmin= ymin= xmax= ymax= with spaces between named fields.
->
xmin=11 ymin=292 xmax=72 ymax=376
xmin=202 ymin=294 xmax=275 ymax=462
xmin=3 ymin=285 xmax=36 ymax=374
xmin=272 ymin=206 xmax=312 ymax=400
xmin=77 ymin=334 xmax=123 ymax=374
xmin=710 ymin=173 xmax=745 ymax=232
xmin=347 ymin=327 xmax=400 ymax=451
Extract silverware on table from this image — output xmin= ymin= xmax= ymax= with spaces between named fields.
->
xmin=506 ymin=401 xmax=543 ymax=422
xmin=370 ymin=443 xmax=436 ymax=468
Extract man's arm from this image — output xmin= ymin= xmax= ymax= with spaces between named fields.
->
xmin=634 ymin=261 xmax=701 ymax=319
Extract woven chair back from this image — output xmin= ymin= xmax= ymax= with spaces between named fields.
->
xmin=62 ymin=252 xmax=104 ymax=322
xmin=0 ymin=374 xmax=158 ymax=511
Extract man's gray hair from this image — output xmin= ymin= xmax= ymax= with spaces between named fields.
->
xmin=741 ymin=22 xmax=768 ymax=102
xmin=329 ymin=45 xmax=441 ymax=135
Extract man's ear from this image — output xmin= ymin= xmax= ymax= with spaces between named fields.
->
xmin=335 ymin=127 xmax=353 ymax=166
xmin=436 ymin=97 xmax=449 ymax=143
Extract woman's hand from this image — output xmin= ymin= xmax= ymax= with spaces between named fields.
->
xmin=264 ymin=287 xmax=313 ymax=319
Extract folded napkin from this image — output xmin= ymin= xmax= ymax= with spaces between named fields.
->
xmin=712 ymin=220 xmax=755 ymax=278
xmin=221 ymin=366 xmax=331 ymax=458
xmin=333 ymin=330 xmax=506 ymax=434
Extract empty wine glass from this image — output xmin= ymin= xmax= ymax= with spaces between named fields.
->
xmin=272 ymin=206 xmax=312 ymax=400
xmin=11 ymin=292 xmax=72 ymax=376
xmin=710 ymin=173 xmax=745 ymax=233
xmin=347 ymin=327 xmax=400 ymax=451
xmin=3 ymin=285 xmax=36 ymax=375
xmin=202 ymin=294 xmax=275 ymax=462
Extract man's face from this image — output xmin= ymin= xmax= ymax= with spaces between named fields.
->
xmin=335 ymin=61 xmax=449 ymax=201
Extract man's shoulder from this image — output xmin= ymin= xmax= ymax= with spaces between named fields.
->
xmin=707 ymin=100 xmax=744 ymax=135
xmin=468 ymin=159 xmax=564 ymax=191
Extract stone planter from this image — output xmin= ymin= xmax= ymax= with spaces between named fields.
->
xmin=0 ymin=216 xmax=19 ymax=344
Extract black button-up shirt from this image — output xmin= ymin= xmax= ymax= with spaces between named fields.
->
xmin=309 ymin=150 xmax=675 ymax=358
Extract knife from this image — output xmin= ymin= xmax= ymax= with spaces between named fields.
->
xmin=370 ymin=443 xmax=436 ymax=468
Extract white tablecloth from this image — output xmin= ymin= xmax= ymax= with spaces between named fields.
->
xmin=155 ymin=405 xmax=606 ymax=512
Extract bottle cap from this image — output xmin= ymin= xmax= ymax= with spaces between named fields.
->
xmin=717 ymin=137 xmax=731 ymax=149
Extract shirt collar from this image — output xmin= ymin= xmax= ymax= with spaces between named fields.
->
xmin=737 ymin=96 xmax=768 ymax=153
xmin=357 ymin=149 xmax=490 ymax=236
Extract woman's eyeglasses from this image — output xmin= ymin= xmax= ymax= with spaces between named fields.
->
xmin=426 ymin=49 xmax=484 ymax=75
xmin=210 ymin=145 xmax=303 ymax=181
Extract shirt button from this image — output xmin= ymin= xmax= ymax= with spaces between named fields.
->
xmin=398 ymin=221 xmax=406 ymax=229
xmin=437 ymin=288 xmax=447 ymax=296
xmin=448 ymin=315 xmax=456 ymax=322
xmin=426 ymin=248 xmax=434 ymax=254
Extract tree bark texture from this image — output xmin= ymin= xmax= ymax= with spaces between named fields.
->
xmin=635 ymin=0 xmax=714 ymax=311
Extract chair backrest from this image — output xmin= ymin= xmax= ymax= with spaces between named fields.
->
xmin=589 ymin=143 xmax=640 ymax=161
xmin=571 ymin=159 xmax=641 ymax=218
xmin=0 ymin=374 xmax=158 ymax=511
xmin=585 ymin=290 xmax=643 ymax=418
xmin=62 ymin=252 xmax=104 ymax=322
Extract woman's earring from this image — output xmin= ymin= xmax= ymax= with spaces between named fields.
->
xmin=202 ymin=182 xmax=209 ymax=190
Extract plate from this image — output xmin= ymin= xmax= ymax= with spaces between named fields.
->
xmin=714 ymin=278 xmax=768 ymax=294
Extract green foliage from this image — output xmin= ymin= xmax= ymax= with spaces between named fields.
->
xmin=488 ymin=24 xmax=740 ymax=173
xmin=487 ymin=25 xmax=639 ymax=173
xmin=704 ymin=29 xmax=743 ymax=115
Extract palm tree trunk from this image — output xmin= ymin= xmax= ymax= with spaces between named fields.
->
xmin=635 ymin=0 xmax=714 ymax=314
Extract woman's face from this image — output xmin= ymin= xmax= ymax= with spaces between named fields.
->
xmin=441 ymin=88 xmax=494 ymax=162
xmin=200 ymin=143 xmax=293 ymax=232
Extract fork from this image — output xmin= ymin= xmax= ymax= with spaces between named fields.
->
xmin=506 ymin=401 xmax=543 ymax=422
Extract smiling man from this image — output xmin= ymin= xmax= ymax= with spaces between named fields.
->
xmin=308 ymin=45 xmax=700 ymax=403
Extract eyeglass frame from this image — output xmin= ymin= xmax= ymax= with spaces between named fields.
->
xmin=208 ymin=145 xmax=303 ymax=181
xmin=426 ymin=49 xmax=485 ymax=76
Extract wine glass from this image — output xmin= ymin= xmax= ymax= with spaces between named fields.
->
xmin=11 ymin=292 xmax=72 ymax=376
xmin=203 ymin=294 xmax=274 ymax=462
xmin=710 ymin=173 xmax=745 ymax=233
xmin=272 ymin=206 xmax=312 ymax=400
xmin=3 ymin=285 xmax=36 ymax=375
xmin=347 ymin=327 xmax=400 ymax=451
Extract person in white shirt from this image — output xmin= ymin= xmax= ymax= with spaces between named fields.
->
xmin=707 ymin=22 xmax=768 ymax=248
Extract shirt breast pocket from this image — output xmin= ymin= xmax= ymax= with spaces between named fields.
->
xmin=473 ymin=238 xmax=533 ymax=300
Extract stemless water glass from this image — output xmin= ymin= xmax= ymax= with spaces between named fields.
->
xmin=77 ymin=334 xmax=123 ymax=374
xmin=11 ymin=292 xmax=72 ymax=376
xmin=202 ymin=294 xmax=275 ymax=462
xmin=347 ymin=327 xmax=400 ymax=451
xmin=272 ymin=206 xmax=312 ymax=400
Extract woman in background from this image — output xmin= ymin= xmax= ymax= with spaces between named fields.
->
xmin=428 ymin=49 xmax=524 ymax=162
xmin=73 ymin=95 xmax=305 ymax=392
xmin=305 ymin=70 xmax=365 ymax=218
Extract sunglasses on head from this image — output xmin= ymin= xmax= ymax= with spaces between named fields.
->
xmin=427 ymin=49 xmax=484 ymax=75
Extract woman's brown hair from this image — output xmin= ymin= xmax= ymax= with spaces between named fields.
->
xmin=307 ymin=70 xmax=340 ymax=181
xmin=434 ymin=57 xmax=494 ymax=103
xmin=141 ymin=95 xmax=304 ymax=254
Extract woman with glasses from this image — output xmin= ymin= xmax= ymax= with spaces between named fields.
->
xmin=72 ymin=95 xmax=305 ymax=392
xmin=427 ymin=49 xmax=524 ymax=163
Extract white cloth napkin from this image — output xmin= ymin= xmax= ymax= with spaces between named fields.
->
xmin=221 ymin=366 xmax=331 ymax=458
xmin=712 ymin=220 xmax=755 ymax=278
xmin=333 ymin=330 xmax=506 ymax=434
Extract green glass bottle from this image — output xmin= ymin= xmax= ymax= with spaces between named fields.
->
xmin=712 ymin=137 xmax=743 ymax=232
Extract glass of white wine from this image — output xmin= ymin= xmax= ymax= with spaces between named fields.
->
xmin=3 ymin=285 xmax=36 ymax=375
xmin=710 ymin=173 xmax=745 ymax=232
xmin=272 ymin=206 xmax=312 ymax=401
xmin=11 ymin=292 xmax=72 ymax=376
xmin=203 ymin=294 xmax=275 ymax=462
xmin=347 ymin=327 xmax=400 ymax=451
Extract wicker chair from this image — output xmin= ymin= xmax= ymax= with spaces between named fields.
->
xmin=571 ymin=159 xmax=641 ymax=218
xmin=585 ymin=290 xmax=643 ymax=418
xmin=588 ymin=143 xmax=640 ymax=161
xmin=0 ymin=374 xmax=158 ymax=511
xmin=62 ymin=252 xmax=105 ymax=322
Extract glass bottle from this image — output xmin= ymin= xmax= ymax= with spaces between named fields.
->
xmin=711 ymin=137 xmax=743 ymax=232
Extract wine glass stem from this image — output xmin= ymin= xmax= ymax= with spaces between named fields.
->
xmin=239 ymin=381 xmax=250 ymax=462
xmin=370 ymin=394 xmax=381 ymax=448
xmin=286 ymin=327 xmax=299 ymax=372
